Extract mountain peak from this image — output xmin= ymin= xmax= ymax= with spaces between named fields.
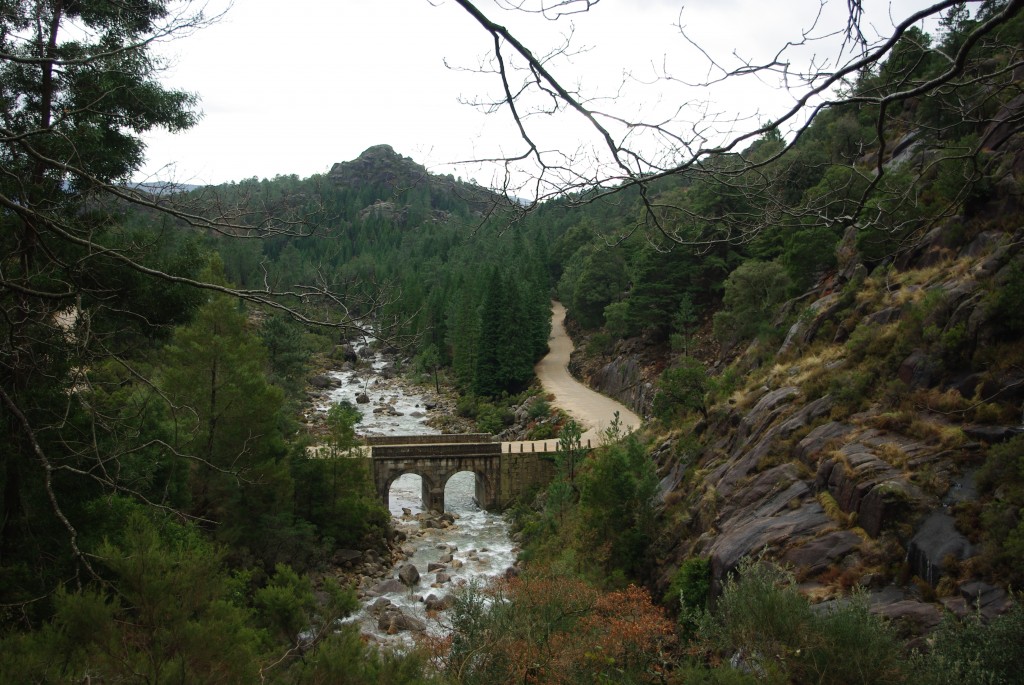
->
xmin=328 ymin=145 xmax=429 ymax=193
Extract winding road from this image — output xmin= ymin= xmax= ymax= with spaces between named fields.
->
xmin=531 ymin=301 xmax=641 ymax=445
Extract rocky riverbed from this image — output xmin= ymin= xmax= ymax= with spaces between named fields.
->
xmin=299 ymin=341 xmax=518 ymax=644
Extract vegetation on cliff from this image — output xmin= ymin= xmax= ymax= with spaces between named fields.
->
xmin=2 ymin=0 xmax=1023 ymax=682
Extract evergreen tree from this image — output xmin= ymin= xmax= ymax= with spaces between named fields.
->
xmin=160 ymin=296 xmax=291 ymax=551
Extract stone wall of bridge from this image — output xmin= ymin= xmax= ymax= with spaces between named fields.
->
xmin=499 ymin=448 xmax=558 ymax=507
xmin=370 ymin=438 xmax=564 ymax=512
xmin=372 ymin=442 xmax=503 ymax=512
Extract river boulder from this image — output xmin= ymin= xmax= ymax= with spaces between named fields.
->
xmin=424 ymin=593 xmax=452 ymax=612
xmin=378 ymin=607 xmax=426 ymax=634
xmin=398 ymin=563 xmax=420 ymax=587
xmin=371 ymin=579 xmax=406 ymax=595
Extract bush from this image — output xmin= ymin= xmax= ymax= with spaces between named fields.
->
xmin=475 ymin=403 xmax=513 ymax=434
xmin=456 ymin=394 xmax=480 ymax=418
xmin=528 ymin=397 xmax=551 ymax=420
xmin=665 ymin=557 xmax=711 ymax=616
xmin=444 ymin=574 xmax=674 ymax=685
xmin=713 ymin=260 xmax=792 ymax=346
xmin=528 ymin=423 xmax=555 ymax=440
xmin=653 ymin=356 xmax=710 ymax=423
xmin=695 ymin=558 xmax=905 ymax=684
xmin=913 ymin=604 xmax=1024 ymax=685
xmin=976 ymin=435 xmax=1024 ymax=585
xmin=988 ymin=260 xmax=1024 ymax=338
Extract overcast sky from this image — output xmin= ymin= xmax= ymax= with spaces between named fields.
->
xmin=137 ymin=0 xmax=942 ymax=188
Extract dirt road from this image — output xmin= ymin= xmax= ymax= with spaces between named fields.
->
xmin=534 ymin=301 xmax=641 ymax=444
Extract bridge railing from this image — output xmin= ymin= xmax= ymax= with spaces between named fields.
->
xmin=502 ymin=439 xmax=592 ymax=453
xmin=371 ymin=441 xmax=502 ymax=460
xmin=362 ymin=433 xmax=495 ymax=446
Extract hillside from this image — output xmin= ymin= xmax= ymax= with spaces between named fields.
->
xmin=549 ymin=81 xmax=1024 ymax=644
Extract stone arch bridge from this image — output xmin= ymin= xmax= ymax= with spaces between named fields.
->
xmin=364 ymin=434 xmax=582 ymax=512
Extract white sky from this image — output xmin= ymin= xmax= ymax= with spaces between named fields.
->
xmin=137 ymin=0 xmax=943 ymax=188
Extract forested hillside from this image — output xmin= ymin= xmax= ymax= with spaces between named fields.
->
xmin=2 ymin=0 xmax=1023 ymax=683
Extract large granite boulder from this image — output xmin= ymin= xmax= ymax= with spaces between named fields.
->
xmin=398 ymin=563 xmax=420 ymax=587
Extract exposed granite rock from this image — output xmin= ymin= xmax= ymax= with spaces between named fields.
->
xmin=818 ymin=440 xmax=923 ymax=538
xmin=871 ymin=599 xmax=942 ymax=634
xmin=398 ymin=563 xmax=420 ymax=587
xmin=898 ymin=349 xmax=940 ymax=389
xmin=377 ymin=606 xmax=427 ymax=633
xmin=962 ymin=424 xmax=1024 ymax=443
xmin=371 ymin=579 xmax=406 ymax=595
xmin=798 ymin=421 xmax=853 ymax=465
xmin=587 ymin=354 xmax=655 ymax=417
xmin=779 ymin=293 xmax=844 ymax=355
xmin=907 ymin=512 xmax=973 ymax=585
xmin=783 ymin=530 xmax=863 ymax=577
xmin=705 ymin=502 xmax=832 ymax=587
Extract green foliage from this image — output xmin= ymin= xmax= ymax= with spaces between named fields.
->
xmin=288 ymin=625 xmax=438 ymax=684
xmin=290 ymin=448 xmax=390 ymax=552
xmin=988 ymin=260 xmax=1024 ymax=338
xmin=578 ymin=437 xmax=658 ymax=580
xmin=604 ymin=300 xmax=633 ymax=338
xmin=528 ymin=397 xmax=552 ymax=420
xmin=475 ymin=269 xmax=548 ymax=396
xmin=780 ymin=225 xmax=841 ymax=292
xmin=261 ymin=313 xmax=312 ymax=395
xmin=570 ymin=248 xmax=630 ymax=329
xmin=713 ymin=260 xmax=792 ymax=346
xmin=160 ymin=296 xmax=292 ymax=557
xmin=475 ymin=402 xmax=515 ymax=434
xmin=0 ymin=512 xmax=260 ymax=683
xmin=326 ymin=400 xmax=363 ymax=454
xmin=669 ymin=295 xmax=700 ymax=353
xmin=653 ymin=356 xmax=710 ymax=423
xmin=976 ymin=435 xmax=1024 ymax=585
xmin=912 ymin=604 xmax=1024 ymax=685
xmin=695 ymin=558 xmax=905 ymax=684
xmin=557 ymin=419 xmax=586 ymax=485
xmin=665 ymin=557 xmax=711 ymax=612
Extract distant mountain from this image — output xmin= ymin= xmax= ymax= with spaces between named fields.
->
xmin=328 ymin=144 xmax=429 ymax=194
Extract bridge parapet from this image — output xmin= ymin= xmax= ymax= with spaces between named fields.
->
xmin=363 ymin=433 xmax=495 ymax=446
xmin=371 ymin=442 xmax=501 ymax=460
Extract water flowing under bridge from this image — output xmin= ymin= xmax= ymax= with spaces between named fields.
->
xmin=365 ymin=433 xmax=595 ymax=512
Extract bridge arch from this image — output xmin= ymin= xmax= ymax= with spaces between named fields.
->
xmin=442 ymin=469 xmax=493 ymax=512
xmin=367 ymin=434 xmax=560 ymax=513
xmin=382 ymin=471 xmax=436 ymax=513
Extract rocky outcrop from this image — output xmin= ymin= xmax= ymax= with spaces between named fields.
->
xmin=586 ymin=353 xmax=655 ymax=417
xmin=908 ymin=511 xmax=973 ymax=585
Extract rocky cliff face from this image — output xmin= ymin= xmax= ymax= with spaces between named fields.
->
xmin=572 ymin=167 xmax=1023 ymax=630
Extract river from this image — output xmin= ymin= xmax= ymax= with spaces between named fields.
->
xmin=320 ymin=339 xmax=517 ymax=644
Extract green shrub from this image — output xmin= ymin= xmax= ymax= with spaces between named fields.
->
xmin=456 ymin=395 xmax=480 ymax=418
xmin=988 ymin=260 xmax=1024 ymax=338
xmin=695 ymin=558 xmax=905 ymax=684
xmin=712 ymin=260 xmax=792 ymax=346
xmin=528 ymin=424 xmax=555 ymax=440
xmin=476 ymin=403 xmax=513 ymax=434
xmin=913 ymin=604 xmax=1024 ymax=685
xmin=653 ymin=356 xmax=710 ymax=423
xmin=528 ymin=397 xmax=551 ymax=420
xmin=665 ymin=556 xmax=711 ymax=613
xmin=977 ymin=435 xmax=1024 ymax=585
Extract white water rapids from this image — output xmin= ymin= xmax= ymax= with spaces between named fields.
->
xmin=318 ymin=340 xmax=516 ymax=644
